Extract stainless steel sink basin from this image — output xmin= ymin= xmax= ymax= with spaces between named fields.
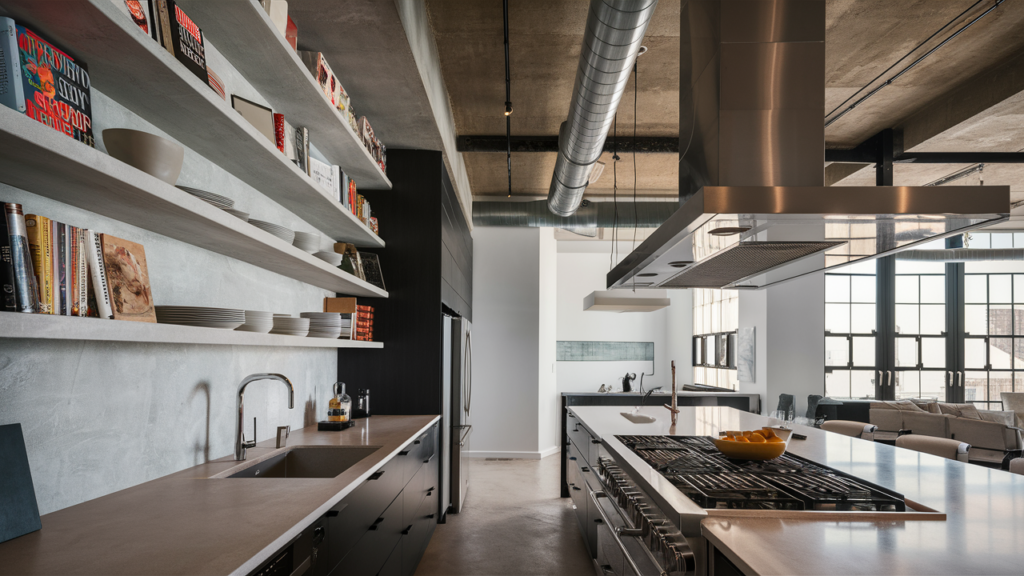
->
xmin=225 ymin=446 xmax=380 ymax=479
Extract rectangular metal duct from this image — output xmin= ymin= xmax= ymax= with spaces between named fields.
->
xmin=608 ymin=0 xmax=1010 ymax=290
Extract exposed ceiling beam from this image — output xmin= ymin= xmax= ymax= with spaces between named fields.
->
xmin=456 ymin=135 xmax=679 ymax=154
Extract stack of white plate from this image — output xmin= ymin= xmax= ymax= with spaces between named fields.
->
xmin=300 ymin=312 xmax=343 ymax=338
xmin=235 ymin=310 xmax=273 ymax=333
xmin=249 ymin=219 xmax=295 ymax=244
xmin=155 ymin=306 xmax=245 ymax=329
xmin=223 ymin=208 xmax=250 ymax=221
xmin=270 ymin=315 xmax=310 ymax=337
xmin=313 ymin=251 xmax=343 ymax=266
xmin=177 ymin=186 xmax=235 ymax=209
xmin=293 ymin=231 xmax=320 ymax=253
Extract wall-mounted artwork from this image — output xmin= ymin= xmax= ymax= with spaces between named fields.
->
xmin=737 ymin=327 xmax=755 ymax=383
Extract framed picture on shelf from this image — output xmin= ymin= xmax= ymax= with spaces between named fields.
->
xmin=231 ymin=95 xmax=275 ymax=144
xmin=100 ymin=234 xmax=156 ymax=323
xmin=360 ymin=253 xmax=385 ymax=291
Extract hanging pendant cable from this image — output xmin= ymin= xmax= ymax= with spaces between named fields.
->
xmin=631 ymin=60 xmax=639 ymax=291
xmin=503 ymin=0 xmax=513 ymax=197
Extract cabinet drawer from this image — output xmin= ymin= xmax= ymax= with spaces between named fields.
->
xmin=566 ymin=413 xmax=596 ymax=465
xmin=411 ymin=424 xmax=436 ymax=465
xmin=326 ymin=457 xmax=402 ymax=572
xmin=342 ymin=492 xmax=404 ymax=576
xmin=404 ymin=487 xmax=438 ymax=575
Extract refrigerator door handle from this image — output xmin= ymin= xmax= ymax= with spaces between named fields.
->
xmin=465 ymin=330 xmax=472 ymax=418
xmin=454 ymin=424 xmax=473 ymax=446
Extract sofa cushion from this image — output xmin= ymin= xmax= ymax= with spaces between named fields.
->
xmin=938 ymin=403 xmax=982 ymax=420
xmin=978 ymin=410 xmax=1016 ymax=428
xmin=889 ymin=400 xmax=927 ymax=412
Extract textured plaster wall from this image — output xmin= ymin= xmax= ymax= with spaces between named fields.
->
xmin=0 ymin=7 xmax=340 ymax=514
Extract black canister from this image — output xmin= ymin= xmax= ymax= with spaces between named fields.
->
xmin=353 ymin=388 xmax=371 ymax=419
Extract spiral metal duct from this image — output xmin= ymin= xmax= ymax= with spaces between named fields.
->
xmin=546 ymin=0 xmax=659 ymax=217
xmin=473 ymin=200 xmax=676 ymax=228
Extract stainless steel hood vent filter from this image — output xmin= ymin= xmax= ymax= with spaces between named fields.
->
xmin=661 ymin=241 xmax=843 ymax=288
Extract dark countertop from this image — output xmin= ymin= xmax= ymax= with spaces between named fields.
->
xmin=0 ymin=415 xmax=439 ymax=576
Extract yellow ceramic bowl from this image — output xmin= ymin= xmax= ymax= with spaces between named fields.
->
xmin=712 ymin=428 xmax=792 ymax=461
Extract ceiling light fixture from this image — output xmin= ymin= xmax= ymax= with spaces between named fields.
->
xmin=668 ymin=261 xmax=692 ymax=268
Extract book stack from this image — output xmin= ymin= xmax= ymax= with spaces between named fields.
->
xmin=357 ymin=117 xmax=386 ymax=174
xmin=354 ymin=304 xmax=374 ymax=342
xmin=1 ymin=201 xmax=157 ymax=323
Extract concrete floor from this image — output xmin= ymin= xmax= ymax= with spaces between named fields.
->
xmin=414 ymin=454 xmax=594 ymax=576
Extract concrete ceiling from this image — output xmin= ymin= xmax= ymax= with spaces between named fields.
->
xmin=426 ymin=0 xmax=1024 ymax=213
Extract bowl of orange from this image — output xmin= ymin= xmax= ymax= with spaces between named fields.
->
xmin=713 ymin=427 xmax=791 ymax=461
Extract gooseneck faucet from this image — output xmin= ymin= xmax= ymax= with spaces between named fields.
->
xmin=236 ymin=373 xmax=295 ymax=461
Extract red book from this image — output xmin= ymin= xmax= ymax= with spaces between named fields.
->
xmin=285 ymin=16 xmax=298 ymax=50
xmin=273 ymin=113 xmax=285 ymax=153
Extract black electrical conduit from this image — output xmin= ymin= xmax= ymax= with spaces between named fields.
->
xmin=825 ymin=0 xmax=1005 ymax=128
xmin=503 ymin=0 xmax=512 ymax=198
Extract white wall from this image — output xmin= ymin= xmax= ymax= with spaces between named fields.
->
xmin=469 ymin=227 xmax=542 ymax=457
xmin=537 ymin=229 xmax=559 ymax=456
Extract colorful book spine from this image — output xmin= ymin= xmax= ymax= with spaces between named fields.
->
xmin=4 ymin=202 xmax=39 ymax=313
xmin=77 ymin=228 xmax=87 ymax=316
xmin=24 ymin=214 xmax=51 ymax=313
xmin=0 ymin=200 xmax=19 ymax=311
xmin=55 ymin=221 xmax=67 ymax=315
xmin=85 ymin=230 xmax=113 ymax=319
xmin=15 ymin=23 xmax=94 ymax=147
xmin=69 ymin=225 xmax=80 ymax=317
xmin=0 ymin=17 xmax=26 ymax=114
xmin=273 ymin=113 xmax=285 ymax=153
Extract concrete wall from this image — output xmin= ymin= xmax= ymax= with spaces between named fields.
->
xmin=537 ymin=229 xmax=559 ymax=455
xmin=469 ymin=227 xmax=542 ymax=457
xmin=0 ymin=15 xmax=339 ymax=515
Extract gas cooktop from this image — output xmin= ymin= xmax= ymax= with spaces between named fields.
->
xmin=616 ymin=435 xmax=907 ymax=512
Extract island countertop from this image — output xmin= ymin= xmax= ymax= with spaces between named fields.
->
xmin=567 ymin=405 xmax=1024 ymax=576
xmin=0 ymin=415 xmax=439 ymax=576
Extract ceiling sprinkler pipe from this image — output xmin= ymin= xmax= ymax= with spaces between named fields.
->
xmin=546 ymin=0 xmax=658 ymax=217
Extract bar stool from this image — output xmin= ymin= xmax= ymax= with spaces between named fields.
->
xmin=896 ymin=435 xmax=971 ymax=462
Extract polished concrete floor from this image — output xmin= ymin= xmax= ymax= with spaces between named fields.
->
xmin=415 ymin=454 xmax=594 ymax=576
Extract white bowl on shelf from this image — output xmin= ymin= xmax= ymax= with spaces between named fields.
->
xmin=103 ymin=129 xmax=185 ymax=184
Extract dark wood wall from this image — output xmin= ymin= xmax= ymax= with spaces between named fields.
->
xmin=338 ymin=150 xmax=472 ymax=416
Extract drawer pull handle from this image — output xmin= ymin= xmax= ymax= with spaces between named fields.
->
xmin=369 ymin=517 xmax=384 ymax=530
xmin=569 ymin=456 xmax=576 ymax=461
xmin=414 ymin=440 xmax=421 ymax=445
xmin=401 ymin=524 xmax=413 ymax=535
xmin=399 ymin=450 xmax=411 ymax=456
xmin=591 ymin=439 xmax=601 ymax=444
xmin=427 ymin=514 xmax=435 ymax=519
xmin=326 ymin=510 xmax=340 ymax=518
xmin=581 ymin=467 xmax=589 ymax=472
xmin=572 ymin=486 xmax=582 ymax=491
xmin=369 ymin=470 xmax=385 ymax=480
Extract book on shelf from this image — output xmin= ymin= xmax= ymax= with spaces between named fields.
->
xmin=0 ymin=207 xmax=16 ymax=312
xmin=330 ymin=166 xmax=342 ymax=202
xmin=86 ymin=230 xmax=114 ymax=319
xmin=273 ymin=113 xmax=285 ymax=153
xmin=157 ymin=0 xmax=210 ymax=87
xmin=308 ymin=157 xmax=333 ymax=195
xmin=298 ymin=51 xmax=343 ymax=109
xmin=123 ymin=1 xmax=159 ymax=42
xmin=3 ymin=203 xmax=40 ymax=313
xmin=231 ymin=95 xmax=276 ymax=145
xmin=0 ymin=19 xmax=94 ymax=147
xmin=285 ymin=16 xmax=298 ymax=51
xmin=56 ymin=222 xmax=67 ymax=315
xmin=359 ymin=252 xmax=385 ymax=291
xmin=0 ymin=17 xmax=26 ymax=114
xmin=100 ymin=234 xmax=156 ymax=323
xmin=295 ymin=126 xmax=309 ymax=174
xmin=206 ymin=66 xmax=226 ymax=100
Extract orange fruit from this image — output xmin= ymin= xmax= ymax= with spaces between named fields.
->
xmin=761 ymin=428 xmax=776 ymax=438
xmin=749 ymin=433 xmax=767 ymax=443
xmin=735 ymin=436 xmax=750 ymax=443
xmin=766 ymin=436 xmax=784 ymax=443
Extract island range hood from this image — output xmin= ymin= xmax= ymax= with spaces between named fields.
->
xmin=606 ymin=0 xmax=1009 ymax=291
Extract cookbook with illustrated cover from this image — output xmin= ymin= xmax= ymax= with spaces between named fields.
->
xmin=158 ymin=0 xmax=209 ymax=86
xmin=100 ymin=234 xmax=156 ymax=323
xmin=14 ymin=23 xmax=94 ymax=146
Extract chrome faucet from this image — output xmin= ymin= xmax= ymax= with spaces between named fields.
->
xmin=236 ymin=373 xmax=295 ymax=461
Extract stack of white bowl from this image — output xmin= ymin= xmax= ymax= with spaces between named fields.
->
xmin=155 ymin=306 xmax=245 ymax=329
xmin=250 ymin=219 xmax=295 ymax=244
xmin=300 ymin=312 xmax=343 ymax=338
xmin=270 ymin=314 xmax=310 ymax=337
xmin=235 ymin=310 xmax=273 ymax=333
xmin=223 ymin=208 xmax=250 ymax=221
xmin=292 ymin=231 xmax=320 ymax=253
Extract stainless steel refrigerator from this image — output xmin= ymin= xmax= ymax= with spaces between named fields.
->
xmin=442 ymin=313 xmax=472 ymax=517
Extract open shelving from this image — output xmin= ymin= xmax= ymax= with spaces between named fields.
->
xmin=0 ymin=105 xmax=387 ymax=298
xmin=176 ymin=0 xmax=392 ymax=190
xmin=0 ymin=0 xmax=384 ymax=247
xmin=0 ymin=312 xmax=383 ymax=349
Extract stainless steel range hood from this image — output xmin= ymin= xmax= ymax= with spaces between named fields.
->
xmin=607 ymin=0 xmax=1010 ymax=290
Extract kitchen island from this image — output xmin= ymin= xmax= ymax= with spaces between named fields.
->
xmin=566 ymin=405 xmax=1024 ymax=576
xmin=0 ymin=415 xmax=439 ymax=576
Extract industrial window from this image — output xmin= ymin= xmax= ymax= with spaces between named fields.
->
xmin=824 ymin=259 xmax=878 ymax=399
xmin=692 ymin=288 xmax=738 ymax=390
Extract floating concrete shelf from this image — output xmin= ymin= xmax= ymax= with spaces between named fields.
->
xmin=0 ymin=312 xmax=383 ymax=349
xmin=0 ymin=106 xmax=387 ymax=298
xmin=176 ymin=0 xmax=392 ymax=191
xmin=0 ymin=0 xmax=384 ymax=247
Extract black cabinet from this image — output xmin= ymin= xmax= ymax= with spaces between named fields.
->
xmin=338 ymin=150 xmax=472 ymax=418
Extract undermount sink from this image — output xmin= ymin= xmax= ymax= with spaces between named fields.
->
xmin=225 ymin=446 xmax=380 ymax=479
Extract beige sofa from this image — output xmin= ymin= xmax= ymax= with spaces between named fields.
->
xmin=869 ymin=400 xmax=1022 ymax=463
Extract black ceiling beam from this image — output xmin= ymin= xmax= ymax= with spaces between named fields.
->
xmin=456 ymin=135 xmax=679 ymax=154
xmin=894 ymin=152 xmax=1024 ymax=163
